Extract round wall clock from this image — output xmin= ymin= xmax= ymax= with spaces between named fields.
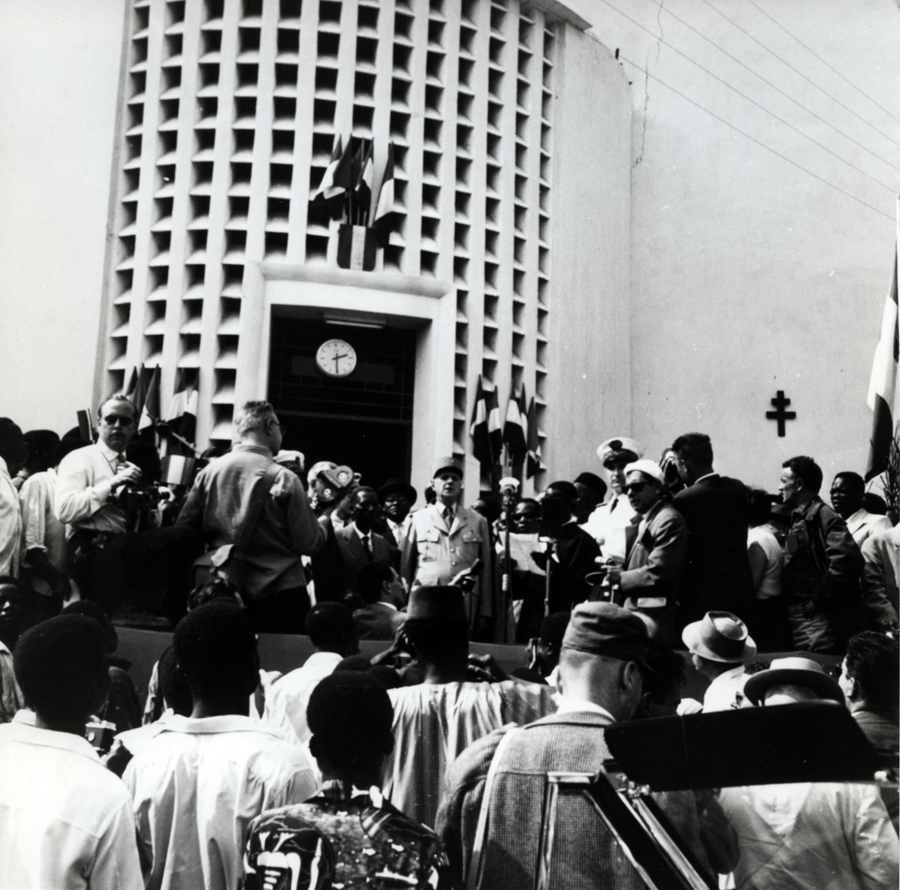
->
xmin=315 ymin=338 xmax=358 ymax=378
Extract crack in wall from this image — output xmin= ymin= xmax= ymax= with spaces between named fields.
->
xmin=634 ymin=0 xmax=665 ymax=169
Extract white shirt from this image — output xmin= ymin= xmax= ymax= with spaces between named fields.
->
xmin=20 ymin=468 xmax=75 ymax=593
xmin=747 ymin=525 xmax=783 ymax=600
xmin=719 ymin=781 xmax=897 ymax=890
xmin=123 ymin=713 xmax=318 ymax=890
xmin=0 ymin=456 xmax=22 ymax=577
xmin=56 ymin=441 xmax=128 ymax=535
xmin=702 ymin=665 xmax=747 ymax=712
xmin=263 ymin=651 xmax=343 ymax=746
xmin=0 ymin=713 xmax=143 ymax=890
xmin=584 ymin=494 xmax=636 ymax=562
xmin=845 ymin=509 xmax=892 ymax=548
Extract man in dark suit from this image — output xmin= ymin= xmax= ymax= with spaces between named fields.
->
xmin=436 ymin=602 xmax=714 ymax=889
xmin=335 ymin=487 xmax=394 ymax=595
xmin=670 ymin=433 xmax=754 ymax=634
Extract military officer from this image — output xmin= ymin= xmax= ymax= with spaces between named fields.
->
xmin=582 ymin=437 xmax=645 ymax=563
xmin=399 ymin=457 xmax=494 ymax=634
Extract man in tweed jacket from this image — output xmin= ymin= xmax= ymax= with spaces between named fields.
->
xmin=436 ymin=603 xmax=714 ymax=889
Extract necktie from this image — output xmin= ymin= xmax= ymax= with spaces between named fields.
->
xmin=443 ymin=505 xmax=454 ymax=525
xmin=361 ymin=534 xmax=372 ymax=560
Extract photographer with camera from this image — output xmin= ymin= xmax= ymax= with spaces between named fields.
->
xmin=56 ymin=395 xmax=201 ymax=625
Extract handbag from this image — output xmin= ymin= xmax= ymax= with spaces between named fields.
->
xmin=190 ymin=463 xmax=281 ymax=595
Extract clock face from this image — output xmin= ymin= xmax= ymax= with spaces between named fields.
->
xmin=316 ymin=339 xmax=358 ymax=378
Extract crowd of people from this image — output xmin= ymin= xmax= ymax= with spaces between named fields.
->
xmin=0 ymin=397 xmax=898 ymax=889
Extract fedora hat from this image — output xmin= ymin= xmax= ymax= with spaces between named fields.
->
xmin=682 ymin=611 xmax=756 ymax=663
xmin=377 ymin=478 xmax=417 ymax=505
xmin=743 ymin=656 xmax=844 ymax=706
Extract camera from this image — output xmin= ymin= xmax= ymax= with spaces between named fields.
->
xmin=85 ymin=719 xmax=117 ymax=755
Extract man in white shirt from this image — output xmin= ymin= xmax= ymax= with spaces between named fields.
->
xmin=682 ymin=611 xmax=756 ymax=712
xmin=830 ymin=471 xmax=892 ymax=548
xmin=56 ymin=395 xmax=200 ymax=624
xmin=0 ymin=419 xmax=26 ymax=578
xmin=124 ymin=601 xmax=317 ymax=890
xmin=582 ymin=437 xmax=645 ymax=562
xmin=263 ymin=602 xmax=359 ymax=746
xmin=0 ymin=614 xmax=143 ymax=890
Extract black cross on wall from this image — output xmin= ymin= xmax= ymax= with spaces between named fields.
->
xmin=766 ymin=390 xmax=796 ymax=437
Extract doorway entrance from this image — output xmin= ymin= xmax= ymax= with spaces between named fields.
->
xmin=267 ymin=316 xmax=416 ymax=489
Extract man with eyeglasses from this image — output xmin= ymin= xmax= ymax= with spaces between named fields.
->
xmin=177 ymin=400 xmax=324 ymax=633
xmin=56 ymin=394 xmax=201 ymax=624
xmin=603 ymin=459 xmax=688 ymax=641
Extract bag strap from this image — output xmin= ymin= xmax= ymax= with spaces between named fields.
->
xmin=467 ymin=725 xmax=519 ymax=890
xmin=232 ymin=463 xmax=281 ymax=562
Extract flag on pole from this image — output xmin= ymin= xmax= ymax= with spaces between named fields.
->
xmin=470 ymin=375 xmax=493 ymax=467
xmin=503 ymin=384 xmax=528 ymax=466
xmin=526 ymin=398 xmax=546 ymax=479
xmin=487 ymin=383 xmax=503 ymax=465
xmin=373 ymin=142 xmax=397 ymax=248
xmin=865 ymin=236 xmax=900 ymax=481
xmin=137 ymin=365 xmax=161 ymax=441
xmin=164 ymin=368 xmax=199 ymax=453
xmin=325 ymin=137 xmax=354 ymax=221
xmin=313 ymin=134 xmax=343 ymax=206
xmin=355 ymin=139 xmax=374 ymax=226
xmin=127 ymin=365 xmax=149 ymax=418
xmin=124 ymin=367 xmax=139 ymax=404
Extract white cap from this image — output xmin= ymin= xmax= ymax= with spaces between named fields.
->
xmin=624 ymin=459 xmax=665 ymax=486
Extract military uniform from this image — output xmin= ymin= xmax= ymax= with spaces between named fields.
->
xmin=400 ymin=504 xmax=494 ymax=621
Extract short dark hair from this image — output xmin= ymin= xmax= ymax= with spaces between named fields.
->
xmin=748 ymin=489 xmax=774 ymax=528
xmin=845 ymin=631 xmax=899 ymax=708
xmin=863 ymin=492 xmax=888 ymax=515
xmin=404 ymin=617 xmax=468 ymax=663
xmin=546 ymin=481 xmax=578 ymax=506
xmin=782 ymin=455 xmax=823 ymax=494
xmin=158 ymin=645 xmax=193 ymax=717
xmin=307 ymin=672 xmax=394 ymax=769
xmin=14 ymin=615 xmax=108 ymax=725
xmin=0 ymin=419 xmax=25 ymax=467
xmin=833 ymin=472 xmax=865 ymax=496
xmin=305 ymin=602 xmax=356 ymax=652
xmin=24 ymin=430 xmax=60 ymax=461
xmin=574 ymin=472 xmax=607 ymax=502
xmin=357 ymin=559 xmax=394 ymax=605
xmin=351 ymin=486 xmax=378 ymax=506
xmin=62 ymin=600 xmax=118 ymax=654
xmin=174 ymin=601 xmax=258 ymax=700
xmin=98 ymin=394 xmax=137 ymax=418
xmin=671 ymin=433 xmax=713 ymax=466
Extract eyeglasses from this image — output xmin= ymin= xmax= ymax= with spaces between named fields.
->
xmin=102 ymin=414 xmax=134 ymax=427
xmin=624 ymin=482 xmax=648 ymax=494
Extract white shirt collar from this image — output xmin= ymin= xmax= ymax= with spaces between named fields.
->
xmin=96 ymin=439 xmax=124 ymax=463
xmin=10 ymin=711 xmax=101 ymax=760
xmin=351 ymin=522 xmax=369 ymax=540
xmin=155 ymin=713 xmax=286 ymax=736
xmin=709 ymin=664 xmax=745 ymax=685
xmin=555 ymin=698 xmax=617 ymax=722
xmin=692 ymin=472 xmax=719 ymax=486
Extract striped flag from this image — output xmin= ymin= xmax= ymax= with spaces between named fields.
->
xmin=313 ymin=134 xmax=343 ymax=205
xmin=355 ymin=139 xmax=375 ymax=226
xmin=487 ymin=383 xmax=503 ymax=465
xmin=866 ymin=237 xmax=900 ymax=481
xmin=503 ymin=383 xmax=528 ymax=466
xmin=525 ymin=397 xmax=546 ymax=479
xmin=137 ymin=364 xmax=161 ymax=441
xmin=325 ymin=137 xmax=354 ymax=221
xmin=470 ymin=375 xmax=493 ymax=467
xmin=373 ymin=143 xmax=397 ymax=248
xmin=164 ymin=368 xmax=199 ymax=453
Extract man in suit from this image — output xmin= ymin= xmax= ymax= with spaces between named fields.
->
xmin=830 ymin=471 xmax=892 ymax=548
xmin=669 ymin=432 xmax=754 ymax=635
xmin=335 ymin=486 xmax=394 ymax=595
xmin=861 ymin=525 xmax=900 ymax=629
xmin=436 ymin=602 xmax=714 ymax=889
xmin=400 ymin=457 xmax=494 ymax=635
xmin=605 ymin=459 xmax=688 ymax=641
xmin=377 ymin=478 xmax=417 ymax=547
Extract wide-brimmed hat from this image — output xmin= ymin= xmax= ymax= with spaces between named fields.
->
xmin=744 ymin=656 xmax=844 ymax=706
xmin=377 ymin=478 xmax=417 ymax=504
xmin=682 ymin=611 xmax=756 ymax=663
xmin=406 ymin=585 xmax=467 ymax=623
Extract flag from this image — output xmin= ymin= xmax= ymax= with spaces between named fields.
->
xmin=325 ymin=137 xmax=354 ymax=221
xmin=164 ymin=368 xmax=199 ymax=452
xmin=373 ymin=142 xmax=397 ymax=248
xmin=503 ymin=384 xmax=528 ymax=465
xmin=470 ymin=375 xmax=492 ymax=466
xmin=355 ymin=138 xmax=374 ymax=226
xmin=127 ymin=365 xmax=149 ymax=417
xmin=124 ymin=367 xmax=138 ymax=403
xmin=313 ymin=134 xmax=342 ymax=205
xmin=137 ymin=365 xmax=160 ymax=440
xmin=487 ymin=383 xmax=503 ymax=464
xmin=866 ymin=241 xmax=900 ymax=480
xmin=526 ymin=398 xmax=546 ymax=479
